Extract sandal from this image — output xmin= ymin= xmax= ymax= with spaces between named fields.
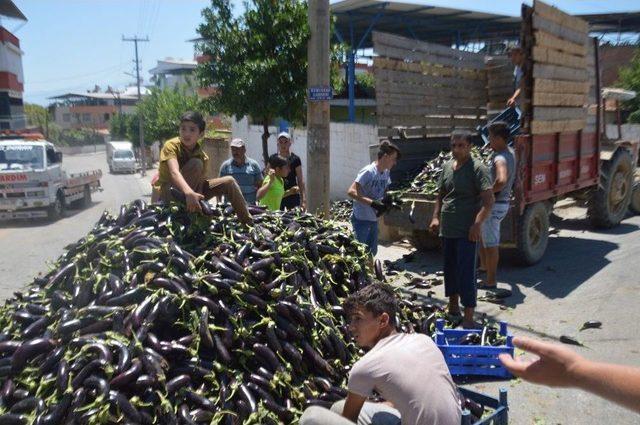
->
xmin=477 ymin=282 xmax=498 ymax=290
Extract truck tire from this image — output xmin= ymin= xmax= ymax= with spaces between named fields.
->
xmin=410 ymin=230 xmax=441 ymax=251
xmin=516 ymin=202 xmax=549 ymax=265
xmin=80 ymin=185 xmax=92 ymax=208
xmin=47 ymin=192 xmax=65 ymax=221
xmin=630 ymin=182 xmax=640 ymax=215
xmin=587 ymin=148 xmax=633 ymax=228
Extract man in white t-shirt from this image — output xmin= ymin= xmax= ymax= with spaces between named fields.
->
xmin=300 ymin=284 xmax=461 ymax=425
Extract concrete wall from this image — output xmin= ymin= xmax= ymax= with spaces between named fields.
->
xmin=232 ymin=117 xmax=378 ymax=200
xmin=58 ymin=144 xmax=106 ymax=155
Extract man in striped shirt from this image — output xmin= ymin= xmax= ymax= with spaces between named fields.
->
xmin=219 ymin=138 xmax=263 ymax=204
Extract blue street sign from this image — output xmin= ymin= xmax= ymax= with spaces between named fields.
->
xmin=308 ymin=86 xmax=332 ymax=101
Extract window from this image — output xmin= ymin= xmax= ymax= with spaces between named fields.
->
xmin=46 ymin=147 xmax=57 ymax=165
xmin=82 ymin=113 xmax=91 ymax=122
xmin=63 ymin=113 xmax=71 ymax=122
xmin=104 ymin=113 xmax=110 ymax=121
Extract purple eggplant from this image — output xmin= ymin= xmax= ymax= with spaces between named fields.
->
xmin=11 ymin=338 xmax=55 ymax=374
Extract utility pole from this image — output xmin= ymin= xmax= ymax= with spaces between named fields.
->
xmin=307 ymin=0 xmax=331 ymax=216
xmin=123 ymin=35 xmax=149 ymax=176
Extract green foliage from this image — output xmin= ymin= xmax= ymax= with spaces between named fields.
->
xmin=110 ymin=86 xmax=204 ymax=147
xmin=136 ymin=85 xmax=204 ymax=144
xmin=197 ymin=0 xmax=309 ymax=162
xmin=330 ymin=44 xmax=348 ymax=96
xmin=356 ymin=71 xmax=375 ymax=96
xmin=109 ymin=113 xmax=131 ymax=140
xmin=628 ymin=109 xmax=640 ymax=124
xmin=24 ymin=103 xmax=50 ymax=129
xmin=617 ymin=48 xmax=640 ymax=121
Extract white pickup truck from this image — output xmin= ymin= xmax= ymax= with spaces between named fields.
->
xmin=0 ymin=134 xmax=102 ymax=221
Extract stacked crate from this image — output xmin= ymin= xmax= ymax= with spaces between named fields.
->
xmin=373 ymin=32 xmax=487 ymax=139
xmin=527 ymin=0 xmax=592 ymax=135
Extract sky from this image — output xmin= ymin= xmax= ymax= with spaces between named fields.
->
xmin=6 ymin=0 xmax=639 ymax=106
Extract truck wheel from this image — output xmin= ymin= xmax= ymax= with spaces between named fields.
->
xmin=630 ymin=182 xmax=640 ymax=215
xmin=588 ymin=148 xmax=633 ymax=228
xmin=410 ymin=230 xmax=441 ymax=251
xmin=516 ymin=202 xmax=549 ymax=265
xmin=47 ymin=192 xmax=65 ymax=221
xmin=81 ymin=185 xmax=92 ymax=208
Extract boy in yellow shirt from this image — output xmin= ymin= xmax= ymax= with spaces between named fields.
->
xmin=151 ymin=111 xmax=252 ymax=224
xmin=257 ymin=155 xmax=299 ymax=211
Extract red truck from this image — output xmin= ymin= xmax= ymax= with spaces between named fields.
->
xmin=377 ymin=1 xmax=639 ymax=265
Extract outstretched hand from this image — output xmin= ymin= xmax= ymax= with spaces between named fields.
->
xmin=498 ymin=337 xmax=585 ymax=388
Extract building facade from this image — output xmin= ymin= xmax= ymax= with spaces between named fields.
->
xmin=0 ymin=1 xmax=28 ymax=130
xmin=49 ymin=87 xmax=147 ymax=130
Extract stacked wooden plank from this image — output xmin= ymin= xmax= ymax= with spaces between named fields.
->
xmin=529 ymin=0 xmax=591 ymax=134
xmin=486 ymin=56 xmax=514 ymax=118
xmin=373 ymin=31 xmax=487 ymax=138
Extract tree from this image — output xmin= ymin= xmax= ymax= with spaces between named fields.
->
xmin=197 ymin=0 xmax=309 ymax=165
xmin=110 ymin=86 xmax=204 ymax=147
xmin=24 ymin=103 xmax=50 ymax=133
xmin=617 ymin=48 xmax=640 ymax=121
xmin=136 ymin=85 xmax=204 ymax=144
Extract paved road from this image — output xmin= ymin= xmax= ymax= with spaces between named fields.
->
xmin=0 ymin=151 xmax=154 ymax=295
xmin=379 ymin=207 xmax=640 ymax=424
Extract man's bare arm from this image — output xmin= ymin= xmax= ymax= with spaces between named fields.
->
xmin=500 ymin=337 xmax=640 ymax=413
xmin=341 ymin=392 xmax=366 ymax=422
xmin=347 ymin=181 xmax=373 ymax=206
xmin=493 ymin=160 xmax=508 ymax=193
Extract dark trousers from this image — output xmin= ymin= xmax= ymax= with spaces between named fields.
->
xmin=443 ymin=237 xmax=478 ymax=308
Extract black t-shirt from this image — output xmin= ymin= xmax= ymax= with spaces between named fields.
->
xmin=270 ymin=152 xmax=302 ymax=209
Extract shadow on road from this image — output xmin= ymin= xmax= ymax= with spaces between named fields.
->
xmin=385 ymin=229 xmax=618 ymax=309
xmin=551 ymin=214 xmax=639 ymax=235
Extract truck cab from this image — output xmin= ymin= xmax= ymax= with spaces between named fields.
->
xmin=0 ymin=134 xmax=102 ymax=221
xmin=0 ymin=140 xmax=64 ymax=217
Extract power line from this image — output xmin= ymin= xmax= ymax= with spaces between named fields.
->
xmin=27 ymin=64 xmax=124 ymax=86
xmin=123 ymin=35 xmax=150 ymax=176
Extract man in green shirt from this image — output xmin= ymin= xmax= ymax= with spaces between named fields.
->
xmin=429 ymin=131 xmax=494 ymax=329
xmin=257 ymin=155 xmax=299 ymax=211
xmin=151 ymin=111 xmax=252 ymax=225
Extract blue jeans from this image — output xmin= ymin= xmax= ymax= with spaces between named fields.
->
xmin=443 ymin=237 xmax=478 ymax=308
xmin=351 ymin=216 xmax=379 ymax=256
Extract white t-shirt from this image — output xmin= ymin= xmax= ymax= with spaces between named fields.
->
xmin=348 ymin=333 xmax=461 ymax=425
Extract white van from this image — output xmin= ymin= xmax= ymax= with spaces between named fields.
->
xmin=107 ymin=141 xmax=136 ymax=174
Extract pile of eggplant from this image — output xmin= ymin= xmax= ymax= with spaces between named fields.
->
xmin=0 ymin=201 xmax=443 ymax=424
xmin=391 ymin=147 xmax=492 ymax=198
xmin=329 ymin=200 xmax=352 ymax=222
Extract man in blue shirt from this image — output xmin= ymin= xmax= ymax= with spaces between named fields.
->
xmin=347 ymin=141 xmax=400 ymax=257
xmin=219 ymin=138 xmax=263 ymax=204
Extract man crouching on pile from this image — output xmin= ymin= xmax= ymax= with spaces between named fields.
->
xmin=151 ymin=111 xmax=252 ymax=225
xmin=300 ymin=284 xmax=461 ymax=425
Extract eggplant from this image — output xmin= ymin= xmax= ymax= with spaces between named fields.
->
xmin=71 ymin=359 xmax=106 ymax=389
xmin=109 ymin=391 xmax=142 ymax=423
xmin=110 ymin=358 xmax=142 ymax=389
xmin=11 ymin=338 xmax=55 ymax=374
xmin=580 ymin=320 xmax=602 ymax=331
xmin=253 ymin=343 xmax=283 ymax=372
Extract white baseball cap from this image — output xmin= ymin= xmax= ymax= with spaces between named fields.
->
xmin=277 ymin=132 xmax=291 ymax=141
xmin=230 ymin=138 xmax=245 ymax=148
